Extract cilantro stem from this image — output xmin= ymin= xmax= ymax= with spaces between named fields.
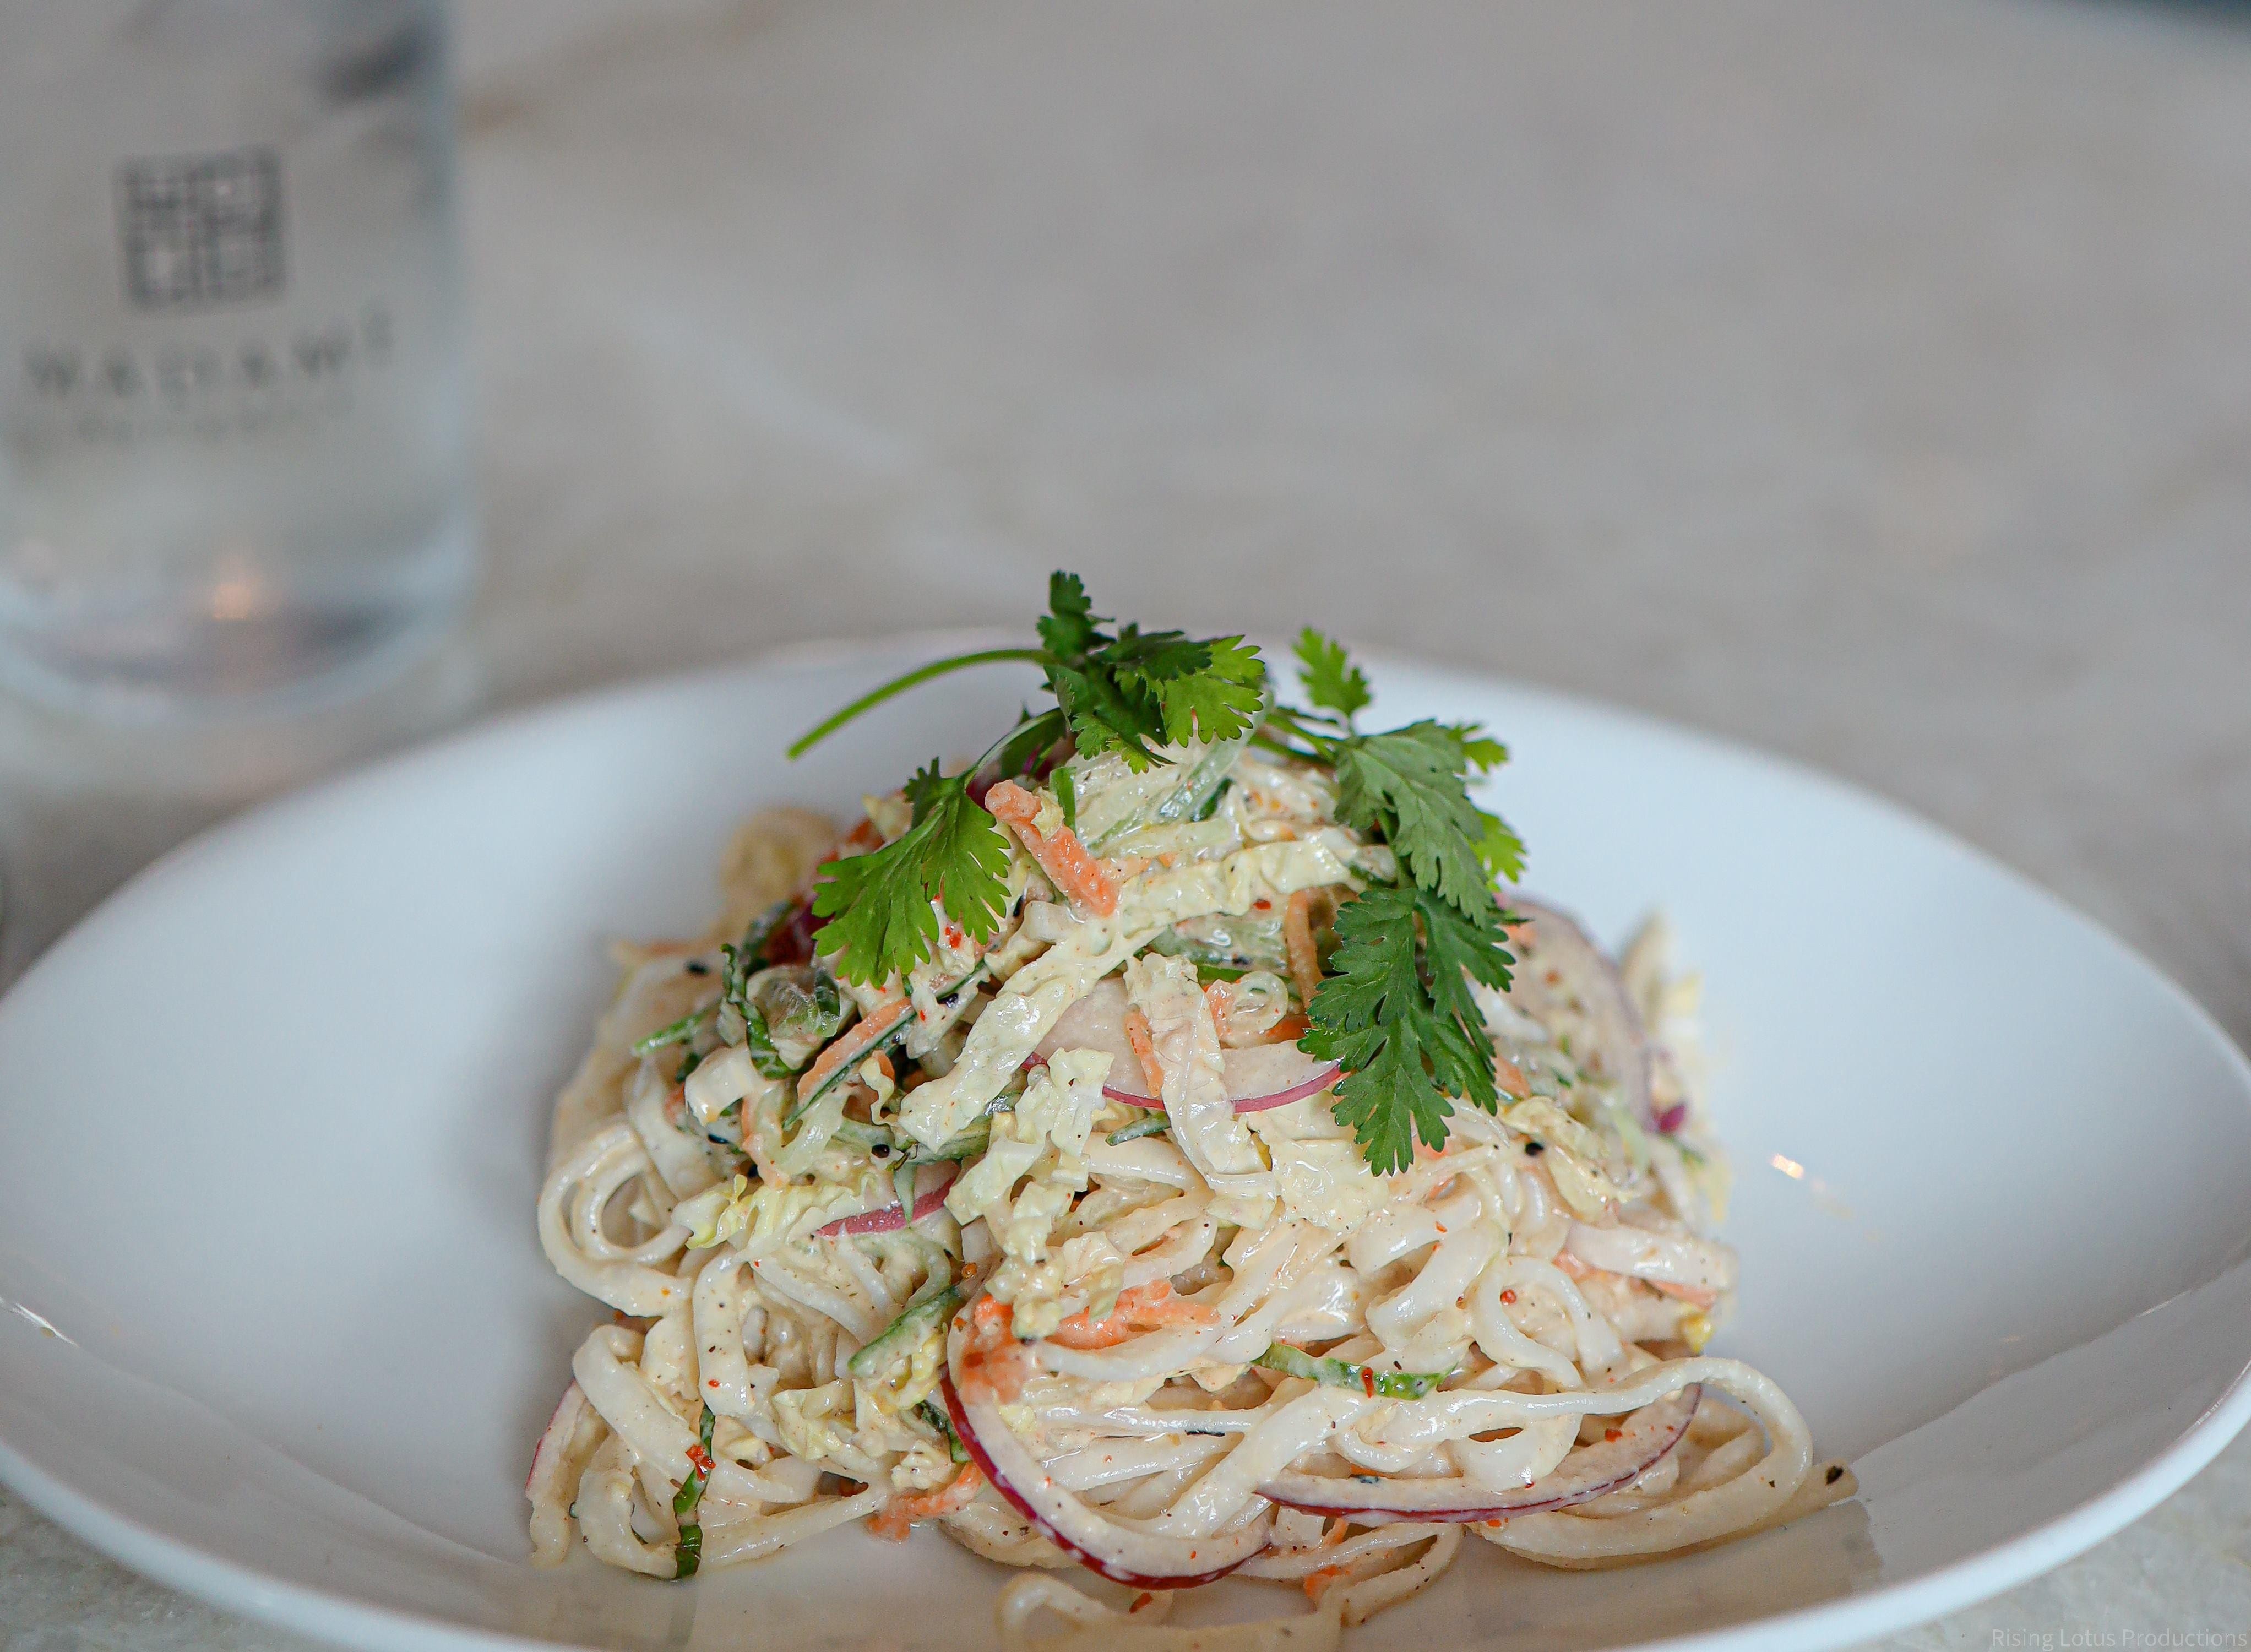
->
xmin=787 ymin=649 xmax=1050 ymax=758
xmin=1249 ymin=730 xmax=1324 ymax=764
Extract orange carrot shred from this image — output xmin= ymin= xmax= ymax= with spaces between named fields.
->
xmin=984 ymin=779 xmax=1118 ymax=916
xmin=1123 ymin=1007 xmax=1165 ymax=1097
xmin=797 ymin=998 xmax=911 ymax=1103
xmin=868 ymin=1461 xmax=985 ymax=1541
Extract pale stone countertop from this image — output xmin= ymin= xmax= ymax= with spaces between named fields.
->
xmin=3 ymin=1 xmax=2249 ymax=1646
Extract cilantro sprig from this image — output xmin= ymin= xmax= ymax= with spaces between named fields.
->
xmin=809 ymin=759 xmax=1013 ymax=987
xmin=786 ymin=590 xmax=1529 ymax=1178
xmin=789 ymin=575 xmax=1268 ymax=987
xmin=788 ymin=573 xmax=1264 ymax=771
xmin=1274 ymin=629 xmax=1524 ymax=1173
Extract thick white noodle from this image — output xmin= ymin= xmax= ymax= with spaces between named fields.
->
xmin=531 ymin=816 xmax=1839 ymax=1628
xmin=537 ymin=1121 xmax=692 ymax=1315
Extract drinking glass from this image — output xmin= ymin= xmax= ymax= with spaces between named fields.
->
xmin=0 ymin=0 xmax=474 ymax=716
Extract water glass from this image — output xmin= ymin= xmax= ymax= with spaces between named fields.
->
xmin=0 ymin=0 xmax=474 ymax=716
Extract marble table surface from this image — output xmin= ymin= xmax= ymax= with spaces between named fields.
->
xmin=3 ymin=1 xmax=2249 ymax=1646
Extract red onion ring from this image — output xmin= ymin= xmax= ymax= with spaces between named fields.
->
xmin=1258 ymin=1383 xmax=1700 ymax=1525
xmin=1503 ymin=894 xmax=1659 ymax=1132
xmin=814 ymin=1162 xmax=958 ymax=1238
xmin=942 ymin=1322 xmax=1271 ymax=1586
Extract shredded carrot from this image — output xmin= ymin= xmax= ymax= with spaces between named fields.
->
xmin=1304 ymin=1564 xmax=1350 ymax=1602
xmin=958 ymin=1296 xmax=1037 ymax=1404
xmin=1047 ymin=1281 xmax=1216 ymax=1350
xmin=1284 ymin=889 xmax=1323 ymax=1008
xmin=1494 ymin=1053 xmax=1532 ymax=1100
xmin=1649 ymin=1279 xmax=1719 ymax=1309
xmin=867 ymin=1461 xmax=985 ymax=1541
xmin=1263 ymin=1012 xmax=1309 ymax=1045
xmin=1123 ymin=1007 xmax=1165 ymax=1097
xmin=982 ymin=779 xmax=1040 ymax=828
xmin=985 ymin=779 xmax=1118 ymax=917
xmin=797 ymin=998 xmax=911 ymax=1103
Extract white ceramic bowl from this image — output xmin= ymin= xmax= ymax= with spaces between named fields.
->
xmin=2 ymin=644 xmax=2247 ymax=1652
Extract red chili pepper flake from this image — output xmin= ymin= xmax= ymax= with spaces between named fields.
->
xmin=1253 ymin=899 xmax=1272 ymax=911
xmin=706 ymin=1378 xmax=720 ymax=1388
xmin=1361 ymin=1368 xmax=1377 ymax=1396
xmin=1603 ymin=1428 xmax=1622 ymax=1444
xmin=1434 ymin=1224 xmax=1447 ymax=1234
xmin=1500 ymin=1289 xmax=1517 ymax=1305
xmin=942 ymin=921 xmax=966 ymax=950
xmin=687 ymin=1443 xmax=715 ymax=1474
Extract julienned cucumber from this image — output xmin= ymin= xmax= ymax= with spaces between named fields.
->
xmin=847 ymin=1285 xmax=964 ymax=1379
xmin=786 ymin=963 xmax=990 ymax=1128
xmin=1253 ymin=1343 xmax=1451 ymax=1400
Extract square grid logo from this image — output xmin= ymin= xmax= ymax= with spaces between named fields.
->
xmin=116 ymin=145 xmax=286 ymax=311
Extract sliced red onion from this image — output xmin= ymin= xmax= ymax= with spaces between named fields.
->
xmin=1030 ymin=979 xmax=1340 ymax=1112
xmin=1033 ymin=980 xmax=1144 ymax=1083
xmin=814 ymin=1162 xmax=958 ymax=1237
xmin=1257 ymin=1383 xmax=1700 ymax=1525
xmin=1219 ymin=1043 xmax=1343 ymax=1113
xmin=1503 ymin=895 xmax=1655 ymax=1131
xmin=942 ymin=1325 xmax=1270 ymax=1587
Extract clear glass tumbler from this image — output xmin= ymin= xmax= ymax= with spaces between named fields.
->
xmin=0 ymin=0 xmax=473 ymax=716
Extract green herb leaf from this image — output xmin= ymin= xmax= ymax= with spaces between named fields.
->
xmin=671 ymin=1403 xmax=716 ymax=1580
xmin=1331 ymin=723 xmax=1502 ymax=915
xmin=1293 ymin=628 xmax=1372 ymax=724
xmin=903 ymin=757 xmax=952 ymax=825
xmin=1036 ymin=575 xmax=1266 ymax=769
xmin=1302 ymin=884 xmax=1514 ymax=1175
xmin=811 ymin=774 xmax=1013 ymax=985
xmin=631 ymin=1007 xmax=710 ymax=1057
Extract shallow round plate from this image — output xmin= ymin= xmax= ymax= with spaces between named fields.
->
xmin=2 ymin=642 xmax=2248 ymax=1652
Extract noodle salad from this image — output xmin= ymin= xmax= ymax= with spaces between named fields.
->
xmin=529 ymin=578 xmax=1852 ymax=1645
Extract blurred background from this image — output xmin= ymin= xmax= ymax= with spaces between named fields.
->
xmin=1 ymin=1 xmax=2247 ymax=1645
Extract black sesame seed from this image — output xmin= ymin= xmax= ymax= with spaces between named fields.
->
xmin=1826 ymin=1465 xmax=1844 ymax=1485
xmin=684 ymin=960 xmax=711 ymax=976
xmin=1524 ymin=1140 xmax=1545 ymax=1156
xmin=872 ymin=1144 xmax=891 ymax=1158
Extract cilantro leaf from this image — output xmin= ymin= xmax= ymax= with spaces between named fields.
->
xmin=1451 ymin=729 xmax=1509 ymax=773
xmin=1037 ymin=571 xmax=1103 ymax=661
xmin=1294 ymin=628 xmax=1371 ymax=724
xmin=1047 ymin=657 xmax=1169 ymax=769
xmin=903 ymin=757 xmax=951 ymax=825
xmin=1474 ymin=807 xmax=1526 ymax=884
xmin=1036 ymin=580 xmax=1266 ymax=769
xmin=1139 ymin=634 xmax=1264 ymax=747
xmin=811 ymin=775 xmax=1013 ymax=985
xmin=1303 ymin=884 xmax=1515 ymax=1174
xmin=792 ymin=573 xmax=1265 ymax=775
xmin=1331 ymin=723 xmax=1500 ymax=915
